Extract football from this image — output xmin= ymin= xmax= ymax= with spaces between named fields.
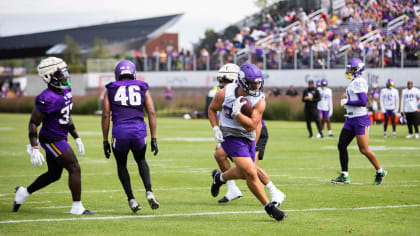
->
xmin=240 ymin=97 xmax=253 ymax=117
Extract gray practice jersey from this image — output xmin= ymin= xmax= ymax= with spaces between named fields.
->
xmin=219 ymin=83 xmax=264 ymax=140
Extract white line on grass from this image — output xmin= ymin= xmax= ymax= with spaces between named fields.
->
xmin=1 ymin=204 xmax=419 ymax=224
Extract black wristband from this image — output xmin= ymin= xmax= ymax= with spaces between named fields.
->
xmin=29 ymin=119 xmax=40 ymax=126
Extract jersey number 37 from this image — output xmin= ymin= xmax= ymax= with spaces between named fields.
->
xmin=114 ymin=85 xmax=142 ymax=106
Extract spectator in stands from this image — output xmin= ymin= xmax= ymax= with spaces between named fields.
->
xmin=286 ymin=85 xmax=298 ymax=97
xmin=164 ymin=86 xmax=173 ymax=101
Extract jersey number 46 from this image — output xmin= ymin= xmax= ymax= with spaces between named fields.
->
xmin=114 ymin=85 xmax=142 ymax=106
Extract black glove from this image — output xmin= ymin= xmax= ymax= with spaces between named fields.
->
xmin=151 ymin=138 xmax=158 ymax=156
xmin=103 ymin=141 xmax=111 ymax=159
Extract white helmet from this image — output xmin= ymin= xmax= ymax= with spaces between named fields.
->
xmin=37 ymin=57 xmax=70 ymax=89
xmin=217 ymin=63 xmax=240 ymax=84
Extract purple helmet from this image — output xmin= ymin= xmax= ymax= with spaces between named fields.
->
xmin=345 ymin=58 xmax=365 ymax=80
xmin=386 ymin=78 xmax=394 ymax=88
xmin=237 ymin=64 xmax=264 ymax=97
xmin=114 ymin=59 xmax=136 ymax=80
xmin=316 ymin=80 xmax=321 ymax=87
xmin=321 ymin=78 xmax=328 ymax=86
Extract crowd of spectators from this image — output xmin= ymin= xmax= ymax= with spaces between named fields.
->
xmin=136 ymin=0 xmax=419 ymax=71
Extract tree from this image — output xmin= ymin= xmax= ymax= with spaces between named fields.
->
xmin=90 ymin=38 xmax=109 ymax=58
xmin=254 ymin=0 xmax=276 ymax=9
xmin=63 ymin=35 xmax=81 ymax=65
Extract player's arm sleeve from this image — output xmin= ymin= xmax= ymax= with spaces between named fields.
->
xmin=302 ymin=89 xmax=306 ymax=102
xmin=400 ymin=90 xmax=405 ymax=113
xmin=395 ymin=90 xmax=399 ymax=113
xmin=35 ymin=95 xmax=55 ymax=114
xmin=380 ymin=90 xmax=385 ymax=112
xmin=346 ymin=93 xmax=367 ymax=106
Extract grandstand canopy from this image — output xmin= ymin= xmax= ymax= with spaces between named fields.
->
xmin=0 ymin=13 xmax=183 ymax=59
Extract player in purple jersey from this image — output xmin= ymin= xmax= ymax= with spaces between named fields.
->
xmin=101 ymin=59 xmax=159 ymax=212
xmin=331 ymin=58 xmax=387 ymax=185
xmin=13 ymin=57 xmax=92 ymax=215
xmin=209 ymin=64 xmax=286 ymax=221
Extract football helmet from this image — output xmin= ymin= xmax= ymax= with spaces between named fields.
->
xmin=386 ymin=78 xmax=394 ymax=88
xmin=37 ymin=57 xmax=70 ymax=89
xmin=345 ymin=58 xmax=365 ymax=80
xmin=237 ymin=64 xmax=264 ymax=97
xmin=217 ymin=63 xmax=239 ymax=85
xmin=316 ymin=80 xmax=321 ymax=87
xmin=114 ymin=59 xmax=136 ymax=80
xmin=321 ymin=78 xmax=328 ymax=86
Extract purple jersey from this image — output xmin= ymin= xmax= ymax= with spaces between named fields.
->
xmin=36 ymin=88 xmax=73 ymax=139
xmin=106 ymin=79 xmax=148 ymax=139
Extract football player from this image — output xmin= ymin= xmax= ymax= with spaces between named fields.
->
xmin=208 ymin=64 xmax=287 ymax=221
xmin=14 ymin=57 xmax=92 ymax=215
xmin=400 ymin=81 xmax=420 ymax=139
xmin=102 ymin=60 xmax=159 ymax=212
xmin=331 ymin=58 xmax=387 ymax=185
xmin=380 ymin=79 xmax=399 ymax=138
xmin=317 ymin=79 xmax=333 ymax=136
xmin=212 ymin=64 xmax=285 ymax=206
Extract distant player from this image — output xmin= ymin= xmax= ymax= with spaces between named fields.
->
xmin=14 ymin=57 xmax=92 ymax=215
xmin=317 ymin=79 xmax=333 ymax=136
xmin=212 ymin=64 xmax=285 ymax=206
xmin=380 ymin=79 xmax=399 ymax=138
xmin=208 ymin=64 xmax=287 ymax=221
xmin=331 ymin=58 xmax=387 ymax=185
xmin=302 ymin=80 xmax=323 ymax=138
xmin=400 ymin=81 xmax=420 ymax=139
xmin=368 ymin=83 xmax=380 ymax=124
xmin=101 ymin=59 xmax=159 ymax=212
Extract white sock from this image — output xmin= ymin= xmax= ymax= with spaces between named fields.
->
xmin=226 ymin=180 xmax=236 ymax=188
xmin=15 ymin=187 xmax=30 ymax=204
xmin=219 ymin=173 xmax=225 ymax=182
xmin=265 ymin=181 xmax=274 ymax=190
xmin=341 ymin=171 xmax=349 ymax=177
xmin=70 ymin=201 xmax=85 ymax=214
xmin=328 ymin=130 xmax=332 ymax=135
xmin=392 ymin=132 xmax=396 ymax=135
xmin=376 ymin=168 xmax=383 ymax=174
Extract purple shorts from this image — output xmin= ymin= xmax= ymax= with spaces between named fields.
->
xmin=319 ymin=110 xmax=330 ymax=120
xmin=384 ymin=110 xmax=395 ymax=116
xmin=221 ymin=136 xmax=256 ymax=162
xmin=40 ymin=139 xmax=71 ymax=158
xmin=343 ymin=114 xmax=371 ymax=135
xmin=112 ymin=137 xmax=146 ymax=152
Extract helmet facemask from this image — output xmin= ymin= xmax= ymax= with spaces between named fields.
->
xmin=49 ymin=68 xmax=71 ymax=90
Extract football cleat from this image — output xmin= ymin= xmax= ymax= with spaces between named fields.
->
xmin=211 ymin=169 xmax=225 ymax=197
xmin=270 ymin=189 xmax=286 ymax=207
xmin=331 ymin=174 xmax=350 ymax=184
xmin=373 ymin=170 xmax=387 ymax=185
xmin=146 ymin=191 xmax=159 ymax=209
xmin=406 ymin=134 xmax=413 ymax=139
xmin=264 ymin=202 xmax=287 ymax=221
xmin=81 ymin=210 xmax=94 ymax=215
xmin=70 ymin=208 xmax=94 ymax=215
xmin=128 ymin=198 xmax=142 ymax=213
xmin=13 ymin=186 xmax=29 ymax=212
xmin=416 ymin=134 xmax=419 ymax=139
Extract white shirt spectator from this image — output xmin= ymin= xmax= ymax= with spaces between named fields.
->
xmin=401 ymin=87 xmax=420 ymax=113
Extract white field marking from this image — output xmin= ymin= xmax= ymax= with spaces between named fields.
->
xmin=0 ymin=151 xmax=26 ymax=156
xmin=268 ymin=174 xmax=290 ymax=177
xmin=322 ymin=145 xmax=420 ymax=151
xmin=36 ymin=206 xmax=71 ymax=209
xmin=62 ymin=210 xmax=114 ymax=213
xmin=286 ymin=176 xmax=321 ymax=179
xmin=0 ymin=201 xmax=52 ymax=205
xmin=0 ymin=173 xmax=113 ymax=178
xmin=78 ymin=131 xmax=102 ymax=136
xmin=0 ymin=127 xmax=13 ymax=131
xmin=161 ymin=137 xmax=214 ymax=142
xmin=1 ymin=204 xmax=419 ymax=224
xmin=265 ymin=164 xmax=420 ymax=171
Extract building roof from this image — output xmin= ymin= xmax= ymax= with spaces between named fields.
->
xmin=0 ymin=13 xmax=183 ymax=59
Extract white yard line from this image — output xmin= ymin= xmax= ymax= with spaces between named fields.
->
xmin=1 ymin=204 xmax=419 ymax=224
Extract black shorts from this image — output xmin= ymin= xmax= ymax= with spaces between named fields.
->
xmin=256 ymin=126 xmax=269 ymax=160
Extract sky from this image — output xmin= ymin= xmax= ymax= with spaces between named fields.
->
xmin=0 ymin=0 xmax=260 ymax=50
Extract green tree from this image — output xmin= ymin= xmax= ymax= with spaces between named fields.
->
xmin=254 ymin=0 xmax=276 ymax=9
xmin=63 ymin=35 xmax=81 ymax=65
xmin=90 ymin=38 xmax=109 ymax=58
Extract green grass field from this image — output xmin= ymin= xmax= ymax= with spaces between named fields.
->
xmin=1 ymin=113 xmax=420 ymax=235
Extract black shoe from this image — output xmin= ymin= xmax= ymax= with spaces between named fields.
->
xmin=81 ymin=210 xmax=94 ymax=215
xmin=13 ymin=202 xmax=21 ymax=212
xmin=265 ymin=202 xmax=287 ymax=221
xmin=211 ymin=169 xmax=225 ymax=197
